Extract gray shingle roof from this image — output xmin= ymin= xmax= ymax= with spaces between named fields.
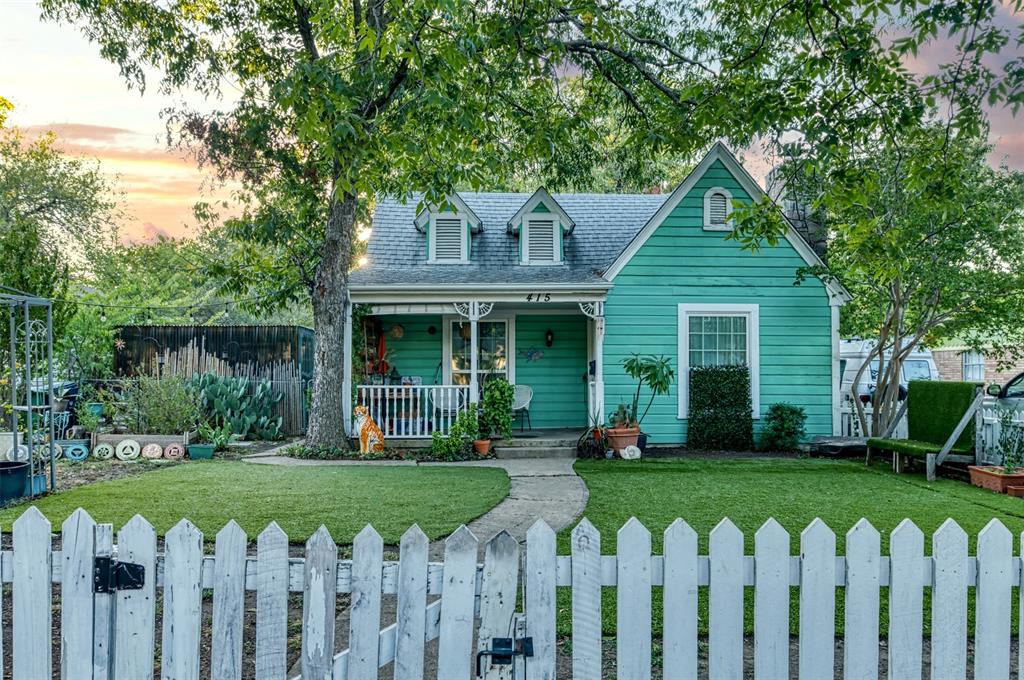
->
xmin=352 ymin=192 xmax=668 ymax=287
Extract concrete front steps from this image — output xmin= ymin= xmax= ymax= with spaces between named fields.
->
xmin=492 ymin=431 xmax=579 ymax=459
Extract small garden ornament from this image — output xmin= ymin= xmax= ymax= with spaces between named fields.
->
xmin=353 ymin=405 xmax=385 ymax=454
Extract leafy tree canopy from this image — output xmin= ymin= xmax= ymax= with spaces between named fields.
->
xmin=42 ymin=0 xmax=1024 ymax=445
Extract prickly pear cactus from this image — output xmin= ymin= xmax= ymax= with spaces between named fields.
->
xmin=190 ymin=373 xmax=283 ymax=440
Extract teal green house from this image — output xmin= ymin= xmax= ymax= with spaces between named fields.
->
xmin=345 ymin=143 xmax=849 ymax=444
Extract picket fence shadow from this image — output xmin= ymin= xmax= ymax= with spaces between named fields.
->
xmin=2 ymin=507 xmax=1023 ymax=679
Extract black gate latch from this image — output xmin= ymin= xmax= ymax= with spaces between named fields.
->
xmin=93 ymin=556 xmax=145 ymax=593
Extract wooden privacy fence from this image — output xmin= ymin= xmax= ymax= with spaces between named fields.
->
xmin=5 ymin=508 xmax=1024 ymax=679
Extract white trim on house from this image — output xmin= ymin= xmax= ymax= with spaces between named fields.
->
xmin=349 ymin=284 xmax=609 ymax=305
xmin=703 ymin=187 xmax=733 ymax=231
xmin=831 ymin=305 xmax=841 ymax=435
xmin=677 ymin=303 xmax=760 ymax=419
xmin=507 ymin=187 xmax=575 ymax=235
xmin=603 ymin=142 xmax=852 ymax=306
xmin=522 ymin=214 xmax=562 ymax=265
xmin=413 ymin=193 xmax=482 ymax=232
xmin=427 ymin=212 xmax=469 ymax=263
xmin=441 ymin=314 xmax=516 ymax=385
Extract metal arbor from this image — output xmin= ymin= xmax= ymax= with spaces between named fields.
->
xmin=1 ymin=290 xmax=56 ymax=495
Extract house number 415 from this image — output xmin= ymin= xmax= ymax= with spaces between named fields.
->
xmin=525 ymin=293 xmax=552 ymax=302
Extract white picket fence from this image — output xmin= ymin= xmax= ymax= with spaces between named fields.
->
xmin=839 ymin=398 xmax=909 ymax=439
xmin=978 ymin=400 xmax=1024 ymax=465
xmin=5 ymin=508 xmax=1024 ymax=679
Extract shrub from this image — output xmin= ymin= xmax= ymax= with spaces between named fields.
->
xmin=123 ymin=376 xmax=201 ymax=434
xmin=190 ymin=373 xmax=284 ymax=440
xmin=760 ymin=403 xmax=807 ymax=451
xmin=906 ymin=380 xmax=981 ymax=449
xmin=430 ymin=409 xmax=478 ymax=460
xmin=687 ymin=365 xmax=753 ymax=451
xmin=480 ymin=379 xmax=514 ymax=439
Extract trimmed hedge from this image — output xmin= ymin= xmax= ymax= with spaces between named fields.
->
xmin=906 ymin=380 xmax=982 ymax=449
xmin=688 ymin=365 xmax=754 ymax=451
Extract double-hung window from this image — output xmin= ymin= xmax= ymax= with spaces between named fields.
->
xmin=448 ymin=320 xmax=510 ymax=385
xmin=677 ymin=303 xmax=760 ymax=417
xmin=963 ymin=350 xmax=985 ymax=381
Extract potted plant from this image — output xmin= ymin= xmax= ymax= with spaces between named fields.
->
xmin=624 ymin=354 xmax=674 ymax=450
xmin=189 ymin=422 xmax=231 ymax=460
xmin=476 ymin=379 xmax=514 ymax=455
xmin=969 ymin=407 xmax=1024 ymax=493
xmin=606 ymin=402 xmax=640 ymax=451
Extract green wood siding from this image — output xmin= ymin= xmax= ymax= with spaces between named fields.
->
xmin=377 ymin=315 xmax=443 ymax=384
xmin=603 ymin=160 xmax=833 ymax=445
xmin=514 ymin=314 xmax=589 ymax=428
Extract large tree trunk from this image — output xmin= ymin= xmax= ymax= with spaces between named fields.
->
xmin=306 ymin=192 xmax=357 ymax=448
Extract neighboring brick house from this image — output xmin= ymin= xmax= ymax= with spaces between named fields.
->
xmin=932 ymin=345 xmax=1024 ymax=386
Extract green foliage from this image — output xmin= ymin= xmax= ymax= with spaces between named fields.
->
xmin=73 ymin=398 xmax=101 ymax=434
xmin=622 ymin=354 xmax=675 ymax=426
xmin=997 ymin=408 xmax=1024 ymax=473
xmin=123 ymin=376 xmax=202 ymax=435
xmin=43 ymin=0 xmax=1021 ymax=447
xmin=480 ymin=379 xmax=514 ymax=439
xmin=687 ymin=365 xmax=753 ymax=451
xmin=906 ymin=380 xmax=980 ymax=450
xmin=760 ymin=403 xmax=807 ymax=452
xmin=608 ymin=403 xmax=636 ymax=429
xmin=191 ymin=373 xmax=284 ymax=440
xmin=430 ymin=409 xmax=479 ymax=461
xmin=197 ymin=421 xmax=234 ymax=450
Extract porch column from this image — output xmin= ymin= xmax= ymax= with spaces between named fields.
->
xmin=580 ymin=301 xmax=606 ymax=424
xmin=469 ymin=308 xmax=479 ymax=405
xmin=342 ymin=298 xmax=353 ymax=435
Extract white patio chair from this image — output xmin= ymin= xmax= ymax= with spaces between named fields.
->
xmin=512 ymin=384 xmax=533 ymax=431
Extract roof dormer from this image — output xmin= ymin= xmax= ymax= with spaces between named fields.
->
xmin=414 ymin=194 xmax=482 ymax=264
xmin=507 ymin=188 xmax=574 ymax=265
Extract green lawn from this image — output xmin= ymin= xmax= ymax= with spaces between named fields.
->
xmin=559 ymin=457 xmax=1024 ymax=636
xmin=0 ymin=461 xmax=509 ymax=544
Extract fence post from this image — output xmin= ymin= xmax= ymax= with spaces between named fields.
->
xmin=161 ymin=519 xmax=205 ymax=680
xmin=571 ymin=519 xmax=602 ymax=680
xmin=617 ymin=518 xmax=652 ymax=680
xmin=394 ymin=525 xmax=428 ymax=680
xmin=931 ymin=519 xmax=968 ymax=680
xmin=13 ymin=507 xmax=52 ymax=679
xmin=844 ymin=519 xmax=881 ymax=680
xmin=478 ymin=530 xmax=520 ymax=680
xmin=349 ymin=525 xmax=384 ymax=680
xmin=798 ymin=518 xmax=835 ymax=678
xmin=301 ymin=526 xmax=338 ymax=680
xmin=976 ymin=519 xmax=1012 ymax=680
xmin=212 ymin=520 xmax=248 ymax=680
xmin=437 ymin=525 xmax=478 ymax=680
xmin=526 ymin=520 xmax=556 ymax=680
xmin=256 ymin=522 xmax=290 ymax=680
xmin=889 ymin=519 xmax=924 ymax=680
xmin=754 ymin=518 xmax=789 ymax=680
xmin=93 ymin=523 xmax=116 ymax=680
xmin=61 ymin=509 xmax=97 ymax=680
xmin=663 ymin=519 xmax=697 ymax=680
xmin=709 ymin=519 xmax=743 ymax=680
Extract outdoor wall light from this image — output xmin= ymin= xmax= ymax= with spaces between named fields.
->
xmin=545 ymin=329 xmax=554 ymax=347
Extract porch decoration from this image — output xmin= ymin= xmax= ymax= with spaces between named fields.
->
xmin=519 ymin=347 xmax=544 ymax=363
xmin=92 ymin=442 xmax=115 ymax=460
xmin=353 ymin=405 xmax=386 ymax=454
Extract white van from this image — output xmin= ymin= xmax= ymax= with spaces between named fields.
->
xmin=839 ymin=339 xmax=941 ymax=401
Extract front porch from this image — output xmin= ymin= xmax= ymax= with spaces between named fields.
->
xmin=342 ymin=294 xmax=608 ymax=441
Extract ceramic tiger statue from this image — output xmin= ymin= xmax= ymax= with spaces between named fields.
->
xmin=353 ymin=405 xmax=385 ymax=453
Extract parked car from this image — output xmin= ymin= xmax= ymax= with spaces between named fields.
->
xmin=987 ymin=371 xmax=1024 ymax=403
xmin=840 ymin=339 xmax=941 ymax=402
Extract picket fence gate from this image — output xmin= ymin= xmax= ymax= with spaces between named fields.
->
xmin=4 ymin=508 xmax=1024 ymax=679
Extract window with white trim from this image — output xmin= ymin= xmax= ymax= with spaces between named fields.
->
xmin=677 ymin=303 xmax=760 ymax=418
xmin=448 ymin=320 xmax=510 ymax=385
xmin=430 ymin=214 xmax=467 ymax=262
xmin=523 ymin=216 xmax=559 ymax=264
xmin=963 ymin=350 xmax=985 ymax=381
xmin=703 ymin=187 xmax=733 ymax=230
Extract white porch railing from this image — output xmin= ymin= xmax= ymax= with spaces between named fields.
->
xmin=838 ymin=396 xmax=908 ymax=439
xmin=357 ymin=384 xmax=470 ymax=439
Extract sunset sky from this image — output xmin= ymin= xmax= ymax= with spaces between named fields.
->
xmin=1 ymin=0 xmax=1022 ymax=242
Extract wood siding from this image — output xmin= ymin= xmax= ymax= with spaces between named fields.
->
xmin=515 ymin=314 xmax=589 ymax=428
xmin=603 ymin=159 xmax=834 ymax=444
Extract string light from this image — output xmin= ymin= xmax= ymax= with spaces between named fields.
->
xmin=357 ymin=227 xmax=372 ymax=242
xmin=357 ymin=256 xmax=368 ymax=267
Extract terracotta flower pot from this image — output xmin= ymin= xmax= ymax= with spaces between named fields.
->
xmin=968 ymin=465 xmax=1024 ymax=494
xmin=473 ymin=439 xmax=492 ymax=455
xmin=606 ymin=426 xmax=640 ymax=451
